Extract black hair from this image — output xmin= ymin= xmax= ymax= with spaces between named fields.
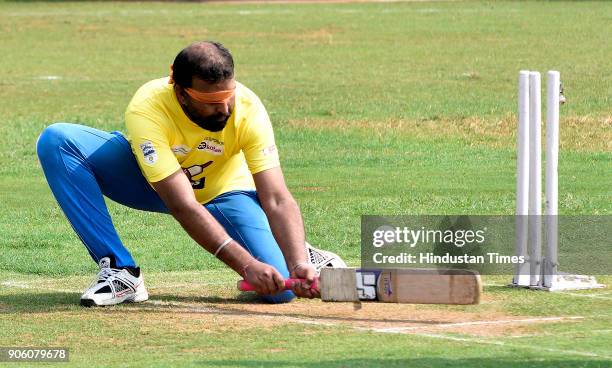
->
xmin=172 ymin=41 xmax=234 ymax=87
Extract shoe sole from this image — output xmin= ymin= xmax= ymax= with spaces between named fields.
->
xmin=80 ymin=291 xmax=148 ymax=307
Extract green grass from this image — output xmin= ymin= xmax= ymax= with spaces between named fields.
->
xmin=1 ymin=271 xmax=611 ymax=367
xmin=0 ymin=0 xmax=611 ymax=367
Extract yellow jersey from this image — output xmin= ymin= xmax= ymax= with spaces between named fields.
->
xmin=125 ymin=77 xmax=280 ymax=204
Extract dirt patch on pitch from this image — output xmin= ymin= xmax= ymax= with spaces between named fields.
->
xmin=0 ymin=274 xmax=585 ymax=340
xmin=1 ymin=281 xmax=580 ymax=338
xmin=133 ymin=294 xmax=582 ymax=338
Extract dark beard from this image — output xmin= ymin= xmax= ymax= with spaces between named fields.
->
xmin=191 ymin=114 xmax=229 ymax=132
xmin=180 ymin=102 xmax=230 ymax=132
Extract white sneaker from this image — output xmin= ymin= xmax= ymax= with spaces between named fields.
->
xmin=80 ymin=257 xmax=148 ymax=307
xmin=306 ymin=242 xmax=347 ymax=274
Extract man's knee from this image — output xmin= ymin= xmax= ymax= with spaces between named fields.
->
xmin=261 ymin=290 xmax=296 ymax=304
xmin=36 ymin=122 xmax=73 ymax=160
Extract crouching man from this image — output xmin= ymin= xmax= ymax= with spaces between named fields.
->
xmin=36 ymin=41 xmax=344 ymax=306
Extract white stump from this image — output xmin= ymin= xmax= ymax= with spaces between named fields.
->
xmin=514 ymin=71 xmax=531 ymax=286
xmin=528 ymin=71 xmax=542 ymax=287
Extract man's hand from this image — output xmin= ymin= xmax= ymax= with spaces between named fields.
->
xmin=289 ymin=263 xmax=320 ymax=299
xmin=242 ymin=260 xmax=286 ymax=295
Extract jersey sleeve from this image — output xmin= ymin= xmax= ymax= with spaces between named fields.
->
xmin=125 ymin=110 xmax=181 ymax=183
xmin=240 ymin=103 xmax=281 ymax=175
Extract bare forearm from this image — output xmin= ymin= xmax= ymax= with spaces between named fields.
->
xmin=170 ymin=203 xmax=254 ymax=275
xmin=263 ymin=196 xmax=307 ymax=269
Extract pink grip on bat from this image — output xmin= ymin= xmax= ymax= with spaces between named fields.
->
xmin=237 ymin=277 xmax=319 ymax=292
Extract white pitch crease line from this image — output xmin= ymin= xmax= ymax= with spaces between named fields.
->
xmin=0 ymin=279 xmax=229 ymax=292
xmin=0 ymin=280 xmax=78 ymax=294
xmin=36 ymin=75 xmax=62 ymax=80
xmin=372 ymin=316 xmax=584 ymax=333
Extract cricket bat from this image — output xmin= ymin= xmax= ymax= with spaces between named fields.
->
xmin=237 ymin=268 xmax=482 ymax=305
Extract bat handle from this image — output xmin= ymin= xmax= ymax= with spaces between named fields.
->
xmin=237 ymin=278 xmax=319 ymax=292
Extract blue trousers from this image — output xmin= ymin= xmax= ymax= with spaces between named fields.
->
xmin=36 ymin=122 xmax=294 ymax=303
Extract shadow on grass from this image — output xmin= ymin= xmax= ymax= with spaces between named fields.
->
xmin=485 ymin=285 xmax=532 ymax=293
xmin=150 ymin=292 xmax=260 ymax=305
xmin=201 ymin=358 xmax=610 ymax=368
xmin=0 ymin=292 xmax=257 ymax=313
xmin=0 ymin=291 xmax=81 ymax=313
xmin=0 ymin=291 xmax=459 ymax=327
xmin=2 ymin=291 xmax=458 ymax=325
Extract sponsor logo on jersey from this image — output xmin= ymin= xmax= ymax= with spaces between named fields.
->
xmin=197 ymin=137 xmax=224 ymax=156
xmin=139 ymin=141 xmax=157 ymax=165
xmin=262 ymin=144 xmax=277 ymax=156
xmin=171 ymin=145 xmax=191 ymax=156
